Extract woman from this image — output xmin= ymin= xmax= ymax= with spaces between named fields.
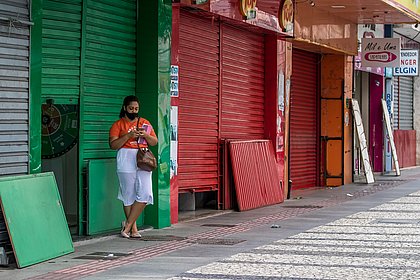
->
xmin=109 ymin=95 xmax=158 ymax=238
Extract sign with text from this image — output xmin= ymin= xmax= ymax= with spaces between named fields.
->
xmin=170 ymin=65 xmax=179 ymax=97
xmin=393 ymin=49 xmax=419 ymax=76
xmin=361 ymin=38 xmax=400 ymax=68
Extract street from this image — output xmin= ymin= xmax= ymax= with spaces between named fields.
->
xmin=2 ymin=167 xmax=420 ymax=280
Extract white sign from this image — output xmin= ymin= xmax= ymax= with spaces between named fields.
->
xmin=170 ymin=106 xmax=178 ymax=178
xmin=351 ymin=100 xmax=374 ymax=184
xmin=393 ymin=50 xmax=419 ymax=76
xmin=381 ymin=99 xmax=400 ymax=176
xmin=170 ymin=65 xmax=179 ymax=97
xmin=361 ymin=38 xmax=400 ymax=68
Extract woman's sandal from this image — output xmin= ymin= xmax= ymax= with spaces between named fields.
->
xmin=120 ymin=221 xmax=130 ymax=239
xmin=130 ymin=232 xmax=142 ymax=239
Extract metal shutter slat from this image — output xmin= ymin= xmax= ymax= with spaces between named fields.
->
xmin=41 ymin=0 xmax=82 ymax=104
xmin=220 ymin=24 xmax=265 ymax=140
xmin=290 ymin=49 xmax=318 ymax=189
xmin=82 ymin=0 xmax=136 ymax=160
xmin=0 ymin=0 xmax=29 ymax=175
xmin=178 ymin=11 xmax=220 ymax=192
xmin=394 ymin=76 xmax=413 ymax=130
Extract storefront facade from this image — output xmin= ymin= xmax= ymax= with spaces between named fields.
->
xmin=30 ymin=0 xmax=172 ymax=235
xmin=392 ymin=32 xmax=418 ymax=168
xmin=288 ymin=2 xmax=357 ymax=189
xmin=0 ymin=0 xmax=416 ymax=236
xmin=290 ymin=1 xmax=420 ymax=188
xmin=170 ymin=0 xmax=292 ymax=221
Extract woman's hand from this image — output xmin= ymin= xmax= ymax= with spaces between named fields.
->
xmin=138 ymin=128 xmax=158 ymax=146
xmin=128 ymin=128 xmax=141 ymax=139
xmin=109 ymin=129 xmax=140 ymax=150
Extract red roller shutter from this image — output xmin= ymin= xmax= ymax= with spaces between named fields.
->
xmin=290 ymin=49 xmax=318 ymax=189
xmin=178 ymin=11 xmax=220 ymax=192
xmin=220 ymin=23 xmax=265 ymax=139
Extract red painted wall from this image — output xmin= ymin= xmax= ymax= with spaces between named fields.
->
xmin=264 ymin=36 xmax=286 ymax=191
xmin=394 ymin=130 xmax=416 ymax=168
xmin=170 ymin=4 xmax=180 ymax=224
xmin=369 ymin=73 xmax=384 ymax=172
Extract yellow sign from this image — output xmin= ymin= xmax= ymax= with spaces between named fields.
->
xmin=279 ymin=0 xmax=294 ymax=33
xmin=239 ymin=0 xmax=257 ymax=17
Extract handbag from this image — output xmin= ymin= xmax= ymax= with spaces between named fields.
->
xmin=136 ymin=118 xmax=157 ymax=171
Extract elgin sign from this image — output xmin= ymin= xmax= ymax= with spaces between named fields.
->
xmin=394 ymin=50 xmax=419 ymax=76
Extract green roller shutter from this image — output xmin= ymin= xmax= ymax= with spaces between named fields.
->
xmin=41 ymin=0 xmax=82 ymax=104
xmin=81 ymin=0 xmax=137 ymax=161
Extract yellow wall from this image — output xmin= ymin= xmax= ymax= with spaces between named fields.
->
xmin=320 ymin=54 xmax=353 ymax=186
xmin=344 ymin=56 xmax=353 ymax=184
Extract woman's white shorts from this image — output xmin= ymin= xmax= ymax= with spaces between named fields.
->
xmin=117 ymin=170 xmax=153 ymax=206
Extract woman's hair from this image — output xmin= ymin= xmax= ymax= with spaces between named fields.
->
xmin=119 ymin=95 xmax=139 ymax=118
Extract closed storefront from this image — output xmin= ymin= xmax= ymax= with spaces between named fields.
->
xmin=394 ymin=76 xmax=414 ymax=130
xmin=393 ymin=75 xmax=416 ymax=168
xmin=177 ymin=10 xmax=266 ymax=196
xmin=178 ymin=11 xmax=220 ymax=193
xmin=220 ymin=24 xmax=265 ymax=139
xmin=289 ymin=49 xmax=319 ymax=189
xmin=36 ymin=0 xmax=137 ymax=234
xmin=0 ymin=1 xmax=30 ymax=175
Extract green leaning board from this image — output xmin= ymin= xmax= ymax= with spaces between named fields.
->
xmin=0 ymin=173 xmax=74 ymax=268
xmin=87 ymin=159 xmax=143 ymax=235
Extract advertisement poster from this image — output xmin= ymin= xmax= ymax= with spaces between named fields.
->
xmin=277 ymin=71 xmax=285 ymax=152
xmin=170 ymin=106 xmax=178 ymax=178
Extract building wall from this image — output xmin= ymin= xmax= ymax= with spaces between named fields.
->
xmin=344 ymin=56 xmax=353 ymax=184
xmin=320 ymin=54 xmax=352 ymax=186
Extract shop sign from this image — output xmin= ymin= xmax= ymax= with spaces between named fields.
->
xmin=361 ymin=38 xmax=400 ymax=68
xmin=355 ymin=25 xmax=384 ymax=75
xmin=393 ymin=49 xmax=419 ymax=76
xmin=278 ymin=0 xmax=293 ymax=33
xmin=239 ymin=0 xmax=257 ymax=19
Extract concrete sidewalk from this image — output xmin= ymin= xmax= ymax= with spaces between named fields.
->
xmin=2 ymin=167 xmax=420 ymax=280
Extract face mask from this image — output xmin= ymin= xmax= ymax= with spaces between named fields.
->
xmin=125 ymin=111 xmax=138 ymax=120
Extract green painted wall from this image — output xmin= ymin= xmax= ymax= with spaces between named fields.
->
xmin=41 ymin=0 xmax=82 ymax=105
xmin=29 ymin=0 xmax=42 ymax=174
xmin=79 ymin=0 xmax=137 ymax=234
xmin=137 ymin=0 xmax=172 ymax=228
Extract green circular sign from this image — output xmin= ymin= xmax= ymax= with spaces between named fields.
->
xmin=41 ymin=104 xmax=78 ymax=159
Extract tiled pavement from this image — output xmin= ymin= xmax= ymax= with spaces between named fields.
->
xmin=1 ymin=167 xmax=420 ymax=280
xmin=171 ymin=190 xmax=420 ymax=280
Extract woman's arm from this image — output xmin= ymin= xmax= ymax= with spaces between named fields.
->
xmin=109 ymin=130 xmax=139 ymax=150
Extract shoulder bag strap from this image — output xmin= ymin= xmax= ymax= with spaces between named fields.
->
xmin=136 ymin=117 xmax=140 ymax=149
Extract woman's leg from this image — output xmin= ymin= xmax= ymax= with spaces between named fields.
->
xmin=123 ymin=202 xmax=146 ymax=234
xmin=117 ymin=171 xmax=138 ymax=236
xmin=123 ymin=205 xmax=139 ymax=233
xmin=123 ymin=169 xmax=153 ymax=235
